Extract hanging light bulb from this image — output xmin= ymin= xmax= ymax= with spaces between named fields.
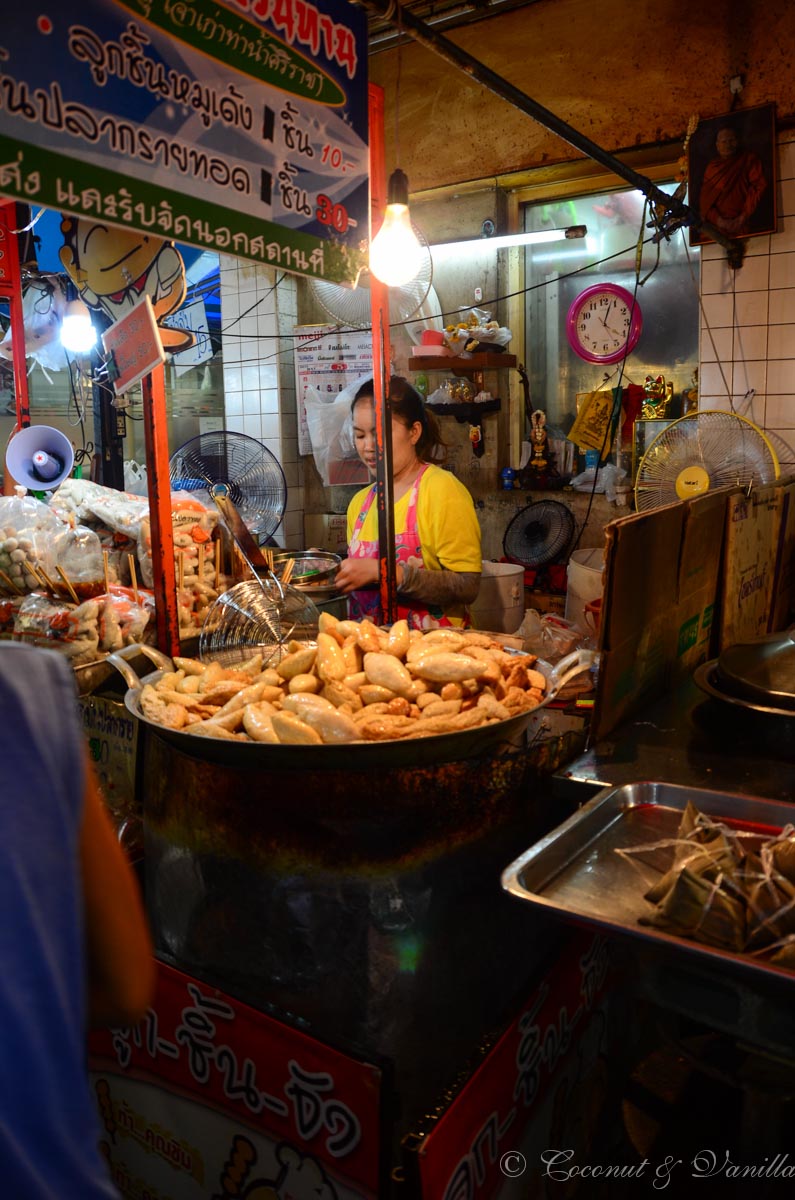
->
xmin=369 ymin=168 xmax=423 ymax=287
xmin=60 ymin=298 xmax=97 ymax=354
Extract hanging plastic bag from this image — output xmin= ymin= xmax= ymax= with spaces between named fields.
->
xmin=123 ymin=459 xmax=148 ymax=496
xmin=304 ymin=380 xmax=367 ymax=487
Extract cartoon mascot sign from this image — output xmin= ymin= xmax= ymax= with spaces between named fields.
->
xmin=59 ymin=216 xmax=195 ymax=353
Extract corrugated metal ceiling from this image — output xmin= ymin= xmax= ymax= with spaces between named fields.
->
xmin=367 ymin=0 xmax=544 ymax=52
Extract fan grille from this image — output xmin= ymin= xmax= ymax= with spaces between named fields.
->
xmin=635 ymin=411 xmax=780 ymax=513
xmin=170 ymin=431 xmax=287 ymax=539
xmin=503 ymin=500 xmax=576 ymax=568
xmin=310 ymin=228 xmax=433 ymax=326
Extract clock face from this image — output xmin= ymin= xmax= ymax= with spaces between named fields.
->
xmin=566 ymin=284 xmax=643 ymax=364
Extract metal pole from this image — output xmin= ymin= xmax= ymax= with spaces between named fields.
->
xmin=141 ymin=364 xmax=180 ymax=657
xmin=0 ymin=202 xmax=31 ymax=433
xmin=92 ymin=370 xmax=125 ymax=490
xmin=355 ymin=0 xmax=744 ymax=265
xmin=368 ymin=82 xmax=398 ymax=624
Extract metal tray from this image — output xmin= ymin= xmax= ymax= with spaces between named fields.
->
xmin=501 ymin=781 xmax=795 ymax=987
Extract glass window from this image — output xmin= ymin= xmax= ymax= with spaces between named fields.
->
xmin=523 ymin=182 xmax=700 ymax=433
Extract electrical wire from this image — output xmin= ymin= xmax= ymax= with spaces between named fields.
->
xmin=211 ymin=235 xmax=664 ymax=377
xmin=568 ymin=203 xmax=649 ymax=554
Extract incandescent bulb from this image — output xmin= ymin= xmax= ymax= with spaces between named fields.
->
xmin=369 ymin=204 xmax=423 ymax=287
xmin=60 ymin=299 xmax=97 ymax=353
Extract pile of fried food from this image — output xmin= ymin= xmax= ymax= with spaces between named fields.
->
xmin=625 ymin=801 xmax=795 ymax=968
xmin=139 ymin=614 xmax=547 ymax=744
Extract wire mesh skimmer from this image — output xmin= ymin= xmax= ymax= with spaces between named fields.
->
xmin=199 ymin=577 xmax=320 ymax=667
xmin=198 ymin=482 xmax=319 ymax=664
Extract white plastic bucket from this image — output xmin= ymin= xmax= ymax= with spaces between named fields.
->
xmin=470 ymin=561 xmax=525 ymax=633
xmin=565 ymin=548 xmax=605 ymax=632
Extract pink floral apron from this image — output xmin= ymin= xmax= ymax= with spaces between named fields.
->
xmin=347 ymin=465 xmax=467 ymax=630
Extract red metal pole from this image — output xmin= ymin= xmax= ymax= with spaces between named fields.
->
xmin=0 ymin=201 xmax=30 ymax=432
xmin=141 ymin=365 xmax=180 ymax=657
xmin=367 ymin=83 xmax=397 ymax=624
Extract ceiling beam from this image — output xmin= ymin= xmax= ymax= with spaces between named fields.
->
xmin=354 ymin=0 xmax=744 ymax=265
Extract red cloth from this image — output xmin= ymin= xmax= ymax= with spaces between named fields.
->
xmin=621 ymin=384 xmax=645 ymax=446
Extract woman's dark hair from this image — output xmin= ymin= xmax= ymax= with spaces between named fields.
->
xmin=352 ymin=375 xmax=446 ymax=464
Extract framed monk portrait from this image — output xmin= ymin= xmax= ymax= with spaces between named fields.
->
xmin=688 ymin=103 xmax=777 ymax=247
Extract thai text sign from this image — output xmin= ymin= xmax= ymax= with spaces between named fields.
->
xmin=102 ymin=294 xmax=166 ymax=396
xmin=89 ymin=960 xmax=382 ymax=1198
xmin=0 ymin=1 xmax=369 ymax=280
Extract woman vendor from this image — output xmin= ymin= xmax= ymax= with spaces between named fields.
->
xmin=334 ymin=376 xmax=482 ymax=628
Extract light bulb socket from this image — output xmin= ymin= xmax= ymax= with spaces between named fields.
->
xmin=387 ymin=168 xmax=410 ymax=207
xmin=64 ymin=298 xmax=91 ymax=321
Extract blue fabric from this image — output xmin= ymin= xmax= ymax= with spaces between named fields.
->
xmin=0 ymin=644 xmax=117 ymax=1198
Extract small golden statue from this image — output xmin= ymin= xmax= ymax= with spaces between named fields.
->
xmin=641 ymin=374 xmax=674 ymax=419
xmin=530 ymin=408 xmax=549 ymax=471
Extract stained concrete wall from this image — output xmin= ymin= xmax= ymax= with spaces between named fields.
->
xmin=369 ymin=0 xmax=795 ymax=194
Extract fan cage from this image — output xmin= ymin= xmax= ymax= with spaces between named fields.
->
xmin=170 ymin=431 xmax=287 ymax=539
xmin=634 ymin=410 xmax=780 ymax=513
xmin=503 ymin=501 xmax=576 ymax=569
xmin=309 ymin=225 xmax=433 ymax=326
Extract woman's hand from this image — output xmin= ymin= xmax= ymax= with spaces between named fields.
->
xmin=335 ymin=556 xmax=381 ymax=594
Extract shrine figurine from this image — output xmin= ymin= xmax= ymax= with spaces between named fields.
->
xmin=530 ymin=409 xmax=549 ymax=472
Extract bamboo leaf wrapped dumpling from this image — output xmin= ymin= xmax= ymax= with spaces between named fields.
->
xmin=640 ymin=867 xmax=746 ymax=952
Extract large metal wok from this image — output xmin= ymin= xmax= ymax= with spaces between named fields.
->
xmin=110 ymin=644 xmax=594 ymax=771
xmin=111 ymin=643 xmax=594 ymax=871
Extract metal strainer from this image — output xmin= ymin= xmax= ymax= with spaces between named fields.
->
xmin=199 ymin=577 xmax=320 ymax=666
xmin=199 ymin=483 xmax=319 ymax=664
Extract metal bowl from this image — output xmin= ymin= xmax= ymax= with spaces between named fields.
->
xmin=272 ymin=550 xmax=341 ymax=589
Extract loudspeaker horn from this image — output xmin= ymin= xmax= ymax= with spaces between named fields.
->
xmin=5 ymin=424 xmax=75 ymax=492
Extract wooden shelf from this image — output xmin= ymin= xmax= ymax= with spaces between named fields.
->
xmin=427 ymin=398 xmax=501 ymax=421
xmin=408 ymin=352 xmax=517 ymax=374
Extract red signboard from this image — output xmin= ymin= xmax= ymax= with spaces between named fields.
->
xmin=89 ymin=960 xmax=382 ymax=1199
xmin=101 ymin=295 xmax=166 ymax=398
xmin=406 ymin=931 xmax=612 ymax=1199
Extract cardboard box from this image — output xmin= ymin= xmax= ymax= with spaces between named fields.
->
xmin=303 ymin=512 xmax=348 ymax=555
xmin=719 ymin=484 xmax=783 ymax=650
xmin=525 ymin=589 xmax=566 ymax=616
xmin=592 ymin=489 xmax=731 ymax=741
xmin=771 ymin=479 xmax=795 ymax=631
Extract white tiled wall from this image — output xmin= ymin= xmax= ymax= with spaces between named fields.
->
xmin=219 ymin=257 xmax=304 ymax=548
xmin=700 ymin=133 xmax=795 ymax=470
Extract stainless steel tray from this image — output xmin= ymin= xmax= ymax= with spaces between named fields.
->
xmin=502 ymin=781 xmax=795 ymax=986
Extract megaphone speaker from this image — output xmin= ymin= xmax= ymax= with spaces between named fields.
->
xmin=5 ymin=424 xmax=75 ymax=492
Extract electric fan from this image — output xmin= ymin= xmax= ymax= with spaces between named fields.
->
xmin=634 ymin=410 xmax=780 ymax=513
xmin=503 ymin=500 xmax=576 ymax=569
xmin=169 ymin=430 xmax=287 ymax=541
xmin=310 ymin=228 xmax=434 ymax=328
xmin=170 ymin=431 xmax=316 ymax=663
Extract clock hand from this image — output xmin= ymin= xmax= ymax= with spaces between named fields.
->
xmin=601 ymin=300 xmax=615 ymax=326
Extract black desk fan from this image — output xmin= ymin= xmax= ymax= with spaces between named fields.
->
xmin=169 ymin=431 xmax=319 ymax=663
xmin=503 ymin=500 xmax=575 ymax=588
